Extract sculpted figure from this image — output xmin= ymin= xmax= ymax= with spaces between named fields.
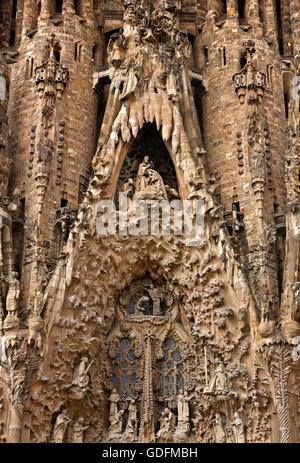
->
xmin=135 ymin=295 xmax=150 ymax=315
xmin=109 ymin=409 xmax=124 ymax=434
xmin=156 ymin=408 xmax=175 ymax=442
xmin=72 ymin=418 xmax=89 ymax=443
xmin=148 ymin=285 xmax=161 ymax=316
xmin=133 ymin=157 xmax=167 ymax=200
xmin=208 ymin=359 xmax=227 ymax=393
xmin=53 ymin=410 xmax=71 ymax=443
xmin=177 ymin=390 xmax=192 ymax=424
xmin=37 ymin=136 xmax=53 ymax=165
xmin=108 ymin=388 xmax=120 ymax=424
xmin=214 ymin=413 xmax=227 ymax=443
xmin=174 ymin=390 xmax=192 ymax=441
xmin=72 ymin=356 xmax=92 ymax=391
xmin=124 ymin=398 xmax=138 ymax=439
xmin=6 ymin=272 xmax=20 ymax=316
xmin=232 ymin=412 xmax=246 ymax=443
xmin=123 ymin=178 xmax=134 ymax=197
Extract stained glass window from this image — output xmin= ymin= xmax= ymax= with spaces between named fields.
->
xmin=155 ymin=337 xmax=185 ymax=399
xmin=111 ymin=338 xmax=139 ymax=398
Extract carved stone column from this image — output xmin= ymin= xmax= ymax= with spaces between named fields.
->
xmin=139 ymin=330 xmax=155 ymax=442
xmin=7 ymin=404 xmax=24 ymax=443
xmin=255 ymin=345 xmax=293 ymax=443
xmin=248 ymin=0 xmax=261 ymax=27
xmin=290 ymin=0 xmax=300 ymax=55
xmin=264 ymin=0 xmax=278 ymax=44
xmin=22 ymin=0 xmax=37 ymax=38
xmin=40 ymin=0 xmax=52 ymax=20
xmin=63 ymin=0 xmax=75 ymax=14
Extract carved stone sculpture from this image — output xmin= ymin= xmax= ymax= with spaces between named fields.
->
xmin=156 ymin=408 xmax=176 ymax=443
xmin=72 ymin=418 xmax=89 ymax=443
xmin=53 ymin=410 xmax=71 ymax=443
xmin=214 ymin=413 xmax=227 ymax=443
xmin=231 ymin=412 xmax=246 ymax=443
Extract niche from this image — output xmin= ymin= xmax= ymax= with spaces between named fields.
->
xmin=74 ymin=42 xmax=82 ymax=62
xmin=282 ymin=72 xmax=292 ymax=119
xmin=55 ymin=0 xmax=63 ymax=14
xmin=12 ymin=0 xmax=18 ymax=19
xmin=238 ymin=0 xmax=246 ymax=24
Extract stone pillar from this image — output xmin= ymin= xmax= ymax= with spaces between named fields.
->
xmin=82 ymin=0 xmax=93 ymax=17
xmin=280 ymin=0 xmax=293 ymax=56
xmin=63 ymin=0 xmax=74 ymax=14
xmin=227 ymin=0 xmax=237 ymax=16
xmin=22 ymin=0 xmax=38 ymax=37
xmin=7 ymin=404 xmax=24 ymax=443
xmin=40 ymin=0 xmax=52 ymax=20
xmin=0 ymin=0 xmax=13 ymax=47
xmin=290 ymin=0 xmax=300 ymax=55
xmin=264 ymin=0 xmax=278 ymax=44
xmin=248 ymin=0 xmax=261 ymax=27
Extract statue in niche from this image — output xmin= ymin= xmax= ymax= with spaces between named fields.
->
xmin=72 ymin=356 xmax=92 ymax=392
xmin=122 ymin=178 xmax=134 ymax=198
xmin=156 ymin=408 xmax=176 ymax=443
xmin=206 ymin=358 xmax=228 ymax=394
xmin=5 ymin=272 xmax=20 ymax=316
xmin=148 ymin=284 xmax=161 ymax=316
xmin=174 ymin=390 xmax=193 ymax=441
xmin=133 ymin=156 xmax=168 ymax=200
xmin=53 ymin=410 xmax=71 ymax=443
xmin=177 ymin=390 xmax=192 ymax=424
xmin=135 ymin=295 xmax=151 ymax=315
xmin=108 ymin=388 xmax=120 ymax=425
xmin=108 ymin=409 xmax=124 ymax=434
xmin=214 ymin=413 xmax=227 ymax=443
xmin=124 ymin=398 xmax=138 ymax=440
xmin=37 ymin=136 xmax=53 ymax=167
xmin=126 ymin=284 xmax=168 ymax=318
xmin=231 ymin=412 xmax=246 ymax=443
xmin=72 ymin=418 xmax=89 ymax=443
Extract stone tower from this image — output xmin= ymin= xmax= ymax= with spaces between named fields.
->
xmin=0 ymin=0 xmax=299 ymax=444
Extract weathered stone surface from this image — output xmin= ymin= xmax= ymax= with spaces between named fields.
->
xmin=0 ymin=0 xmax=299 ymax=444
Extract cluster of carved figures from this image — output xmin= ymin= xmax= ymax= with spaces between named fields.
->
xmin=0 ymin=0 xmax=299 ymax=444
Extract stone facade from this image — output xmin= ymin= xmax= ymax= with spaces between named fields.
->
xmin=0 ymin=0 xmax=299 ymax=443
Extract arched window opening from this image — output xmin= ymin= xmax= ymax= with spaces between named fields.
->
xmin=282 ymin=72 xmax=291 ymax=119
xmin=276 ymin=0 xmax=284 ymax=55
xmin=54 ymin=49 xmax=60 ymax=62
xmin=267 ymin=64 xmax=273 ymax=86
xmin=55 ymin=0 xmax=63 ymax=14
xmin=25 ymin=57 xmax=34 ymax=79
xmin=92 ymin=43 xmax=97 ymax=61
xmin=221 ymin=0 xmax=227 ymax=15
xmin=60 ymin=198 xmax=68 ymax=208
xmin=238 ymin=0 xmax=246 ymax=23
xmin=204 ymin=46 xmax=208 ymax=65
xmin=12 ymin=0 xmax=18 ymax=19
xmin=220 ymin=47 xmax=226 ymax=66
xmin=9 ymin=30 xmax=15 ymax=47
xmin=240 ymin=55 xmax=247 ymax=70
xmin=74 ymin=0 xmax=80 ymax=15
xmin=74 ymin=42 xmax=82 ymax=62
